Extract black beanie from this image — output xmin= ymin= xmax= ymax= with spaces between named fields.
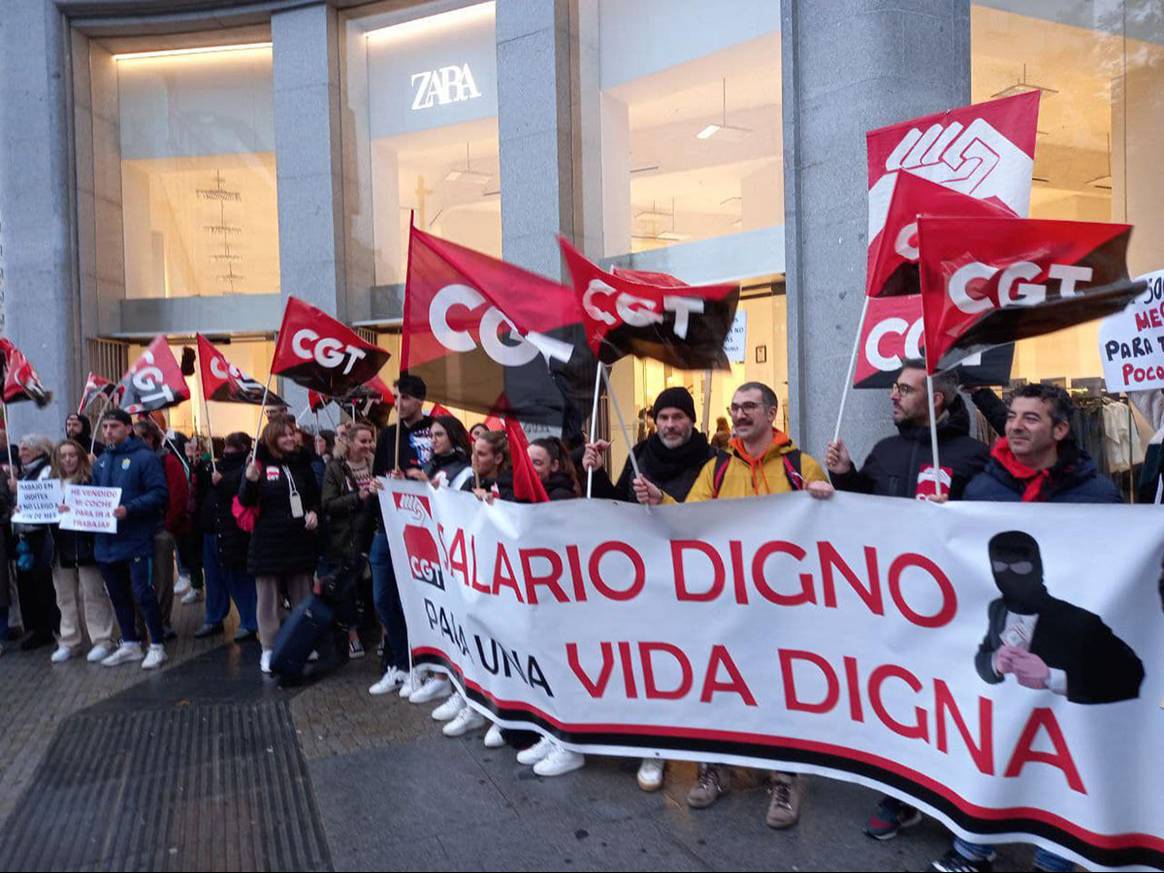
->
xmin=652 ymin=387 xmax=696 ymax=422
xmin=103 ymin=408 xmax=133 ymax=427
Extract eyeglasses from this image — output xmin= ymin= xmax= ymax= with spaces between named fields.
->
xmin=727 ymin=401 xmax=765 ymax=416
xmin=992 ymin=560 xmax=1034 ymax=574
xmin=889 ymin=383 xmax=917 ymax=397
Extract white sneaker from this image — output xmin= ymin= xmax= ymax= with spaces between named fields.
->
xmin=50 ymin=645 xmax=75 ymax=664
xmin=637 ymin=758 xmax=665 ymax=792
xmin=399 ymin=671 xmax=422 ymax=700
xmin=307 ymin=650 xmax=320 ymax=663
xmin=369 ymin=667 xmax=405 ymax=695
xmin=483 ymin=724 xmax=505 ymax=748
xmin=180 ymin=588 xmax=202 ymax=605
xmin=260 ymin=649 xmax=272 ymax=674
xmin=142 ymin=644 xmax=167 ymax=670
xmin=431 ymin=692 xmax=465 ymax=721
xmin=409 ymin=676 xmax=452 ymax=704
xmin=515 ymin=735 xmax=555 ymax=766
xmin=174 ymin=574 xmax=192 ymax=596
xmin=86 ymin=644 xmax=112 ymax=663
xmin=443 ymin=706 xmax=486 ymax=737
xmin=101 ymin=642 xmax=143 ymax=667
xmin=533 ymin=744 xmax=585 ymax=777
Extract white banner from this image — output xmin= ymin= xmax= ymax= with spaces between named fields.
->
xmin=12 ymin=479 xmax=63 ymax=524
xmin=381 ymin=482 xmax=1164 ymax=870
xmin=59 ymin=484 xmax=122 ymax=534
xmin=1100 ymin=269 xmax=1164 ymax=392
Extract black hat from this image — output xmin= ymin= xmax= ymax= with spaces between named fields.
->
xmin=395 ymin=373 xmax=427 ymax=401
xmin=102 ymin=408 xmax=133 ymax=427
xmin=652 ymin=387 xmax=696 ymax=422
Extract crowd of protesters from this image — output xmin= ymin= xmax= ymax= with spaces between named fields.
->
xmin=0 ymin=365 xmax=1153 ymax=873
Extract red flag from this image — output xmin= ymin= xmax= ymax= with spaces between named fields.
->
xmin=560 ymin=237 xmax=739 ymax=367
xmin=402 ymin=224 xmax=595 ymax=430
xmin=919 ymin=217 xmax=1140 ymax=373
xmin=867 ymin=92 xmax=1039 ymax=291
xmin=504 ymin=417 xmax=548 ymax=503
xmin=483 ymin=414 xmax=504 ymax=431
xmin=77 ymin=371 xmax=114 ymax=415
xmin=852 ymin=295 xmax=1013 ymax=388
xmin=429 ymin=402 xmax=452 ymax=419
xmin=271 ymin=297 xmax=390 ymax=396
xmin=0 ymin=340 xmax=52 ymax=407
xmin=115 ymin=336 xmax=191 ymax=414
xmin=866 ymin=173 xmax=1015 ymax=298
xmin=197 ymin=334 xmax=284 ymax=406
xmin=308 ymin=390 xmax=329 ymax=412
xmin=611 ymin=267 xmax=689 ymax=288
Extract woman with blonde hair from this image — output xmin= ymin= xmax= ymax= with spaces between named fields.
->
xmin=50 ymin=439 xmax=117 ymax=663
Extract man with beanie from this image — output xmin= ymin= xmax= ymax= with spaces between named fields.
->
xmin=92 ymin=408 xmax=170 ymax=669
xmin=582 ymin=386 xmax=714 ymax=505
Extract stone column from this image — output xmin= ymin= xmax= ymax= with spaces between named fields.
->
xmin=781 ymin=0 xmax=970 ymax=462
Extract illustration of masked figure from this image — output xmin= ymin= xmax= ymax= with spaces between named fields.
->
xmin=975 ymin=530 xmax=1144 ymax=704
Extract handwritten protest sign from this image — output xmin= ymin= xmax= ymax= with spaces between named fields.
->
xmin=59 ymin=484 xmax=121 ymax=534
xmin=1099 ymin=269 xmax=1164 ymax=391
xmin=11 ymin=479 xmax=63 ymax=524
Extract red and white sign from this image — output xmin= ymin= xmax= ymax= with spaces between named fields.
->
xmin=271 ymin=297 xmax=390 ymax=397
xmin=918 ymin=216 xmax=1135 ymax=372
xmin=381 ymin=482 xmax=1164 ymax=871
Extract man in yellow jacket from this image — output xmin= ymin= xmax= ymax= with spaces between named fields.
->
xmin=634 ymin=381 xmax=834 ymax=830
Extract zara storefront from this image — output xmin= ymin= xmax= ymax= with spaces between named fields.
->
xmin=0 ymin=0 xmax=1161 ymax=465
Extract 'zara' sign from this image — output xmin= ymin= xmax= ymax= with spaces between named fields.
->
xmin=410 ymin=64 xmax=482 ymax=110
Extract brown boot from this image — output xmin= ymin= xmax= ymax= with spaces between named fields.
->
xmin=686 ymin=763 xmax=730 ymax=809
xmin=765 ymin=772 xmax=803 ymax=829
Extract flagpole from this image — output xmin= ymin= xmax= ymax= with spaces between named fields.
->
xmin=394 ymin=404 xmax=403 ymax=472
xmin=201 ymin=394 xmax=218 ymax=475
xmin=88 ymin=392 xmax=112 ymax=455
xmin=833 ymin=296 xmax=870 ymax=444
xmin=252 ymin=371 xmax=273 ymax=461
xmin=0 ymin=401 xmax=13 ymax=474
xmin=925 ymin=374 xmax=943 ymax=499
xmin=600 ymin=364 xmax=642 ymax=481
xmin=585 ymin=362 xmax=603 ymax=498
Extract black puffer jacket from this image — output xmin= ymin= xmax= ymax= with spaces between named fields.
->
xmin=238 ymin=445 xmax=320 ymax=576
xmin=193 ymin=460 xmax=216 ymax=536
xmin=544 ymin=471 xmax=578 ymax=501
xmin=831 ymin=394 xmax=989 ymax=500
xmin=213 ymin=452 xmax=250 ymax=571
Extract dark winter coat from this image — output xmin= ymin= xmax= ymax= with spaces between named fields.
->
xmin=544 ymin=471 xmax=579 ymax=501
xmin=92 ymin=435 xmax=168 ymax=563
xmin=831 ymin=395 xmax=989 ymax=500
xmin=54 ymin=473 xmax=96 ymax=569
xmin=590 ymin=431 xmax=713 ymax=503
xmin=320 ymin=458 xmax=377 ymax=560
xmin=238 ymin=445 xmax=321 ymax=576
xmin=964 ymin=441 xmax=1122 ymax=504
xmin=212 ymin=452 xmax=250 ymax=571
xmin=424 ymin=450 xmax=473 ymax=490
xmin=192 ymin=460 xmax=216 ymax=535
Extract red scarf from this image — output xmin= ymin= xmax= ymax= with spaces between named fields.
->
xmin=991 ymin=438 xmax=1050 ymax=502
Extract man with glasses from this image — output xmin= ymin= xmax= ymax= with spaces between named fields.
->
xmin=633 ymin=381 xmax=833 ymax=830
xmin=826 ymin=359 xmax=989 ymax=502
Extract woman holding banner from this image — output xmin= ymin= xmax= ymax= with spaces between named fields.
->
xmin=8 ymin=435 xmax=60 ymax=651
xmin=240 ymin=417 xmax=321 ymax=675
xmin=49 ymin=439 xmax=116 ymax=663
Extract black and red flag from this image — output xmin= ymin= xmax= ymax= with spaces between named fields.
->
xmin=0 ymin=340 xmax=53 ymax=407
xmin=77 ymin=371 xmax=115 ymax=415
xmin=115 ymin=336 xmax=191 ymax=414
xmin=197 ymin=334 xmax=284 ymax=406
xmin=271 ymin=297 xmax=391 ymax=397
xmin=559 ymin=237 xmax=739 ymax=368
xmin=402 ymin=224 xmax=596 ymax=434
xmin=919 ymin=217 xmax=1143 ymax=373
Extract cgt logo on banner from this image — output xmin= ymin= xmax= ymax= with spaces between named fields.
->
xmin=380 ymin=482 xmax=1164 ymax=870
xmin=392 ymin=490 xmax=446 ymax=590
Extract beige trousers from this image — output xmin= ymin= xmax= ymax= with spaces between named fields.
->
xmin=52 ymin=563 xmax=116 ymax=651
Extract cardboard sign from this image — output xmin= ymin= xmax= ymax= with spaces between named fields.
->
xmin=11 ymin=479 xmax=63 ymax=524
xmin=59 ymin=484 xmax=122 ymax=534
xmin=1099 ymin=269 xmax=1164 ymax=392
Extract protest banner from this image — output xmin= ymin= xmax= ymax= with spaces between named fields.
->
xmin=1099 ymin=269 xmax=1164 ymax=392
xmin=381 ymin=482 xmax=1164 ymax=870
xmin=59 ymin=484 xmax=121 ymax=534
xmin=11 ymin=479 xmax=62 ymax=524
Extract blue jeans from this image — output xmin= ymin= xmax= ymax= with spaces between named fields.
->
xmin=220 ymin=564 xmax=258 ymax=634
xmin=202 ymin=534 xmax=229 ymax=625
xmin=99 ymin=556 xmax=164 ymax=645
xmin=370 ymin=531 xmax=408 ymax=673
xmin=954 ymin=838 xmax=1073 ymax=871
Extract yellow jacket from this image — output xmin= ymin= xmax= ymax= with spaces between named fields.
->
xmin=662 ymin=431 xmax=828 ymax=504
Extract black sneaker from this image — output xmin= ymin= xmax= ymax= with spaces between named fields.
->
xmin=865 ymin=797 xmax=923 ymax=840
xmin=932 ymin=848 xmax=994 ymax=872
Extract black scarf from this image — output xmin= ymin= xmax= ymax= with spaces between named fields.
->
xmin=635 ymin=431 xmax=712 ymax=483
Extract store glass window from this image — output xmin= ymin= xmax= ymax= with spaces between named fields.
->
xmin=114 ymin=42 xmax=279 ymax=298
xmin=598 ymin=0 xmax=781 ymax=256
xmin=344 ymin=2 xmax=500 ymax=287
xmin=972 ymin=1 xmax=1164 ymax=384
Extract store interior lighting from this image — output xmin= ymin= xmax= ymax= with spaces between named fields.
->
xmin=113 ymin=42 xmax=271 ymax=61
xmin=990 ymin=63 xmax=1058 ymax=99
xmin=445 ymin=143 xmax=492 ymax=184
xmin=695 ymin=78 xmax=753 ymax=140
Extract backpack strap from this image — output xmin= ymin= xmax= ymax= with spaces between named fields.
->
xmin=782 ymin=449 xmax=804 ymax=492
xmin=710 ymin=450 xmax=732 ymax=499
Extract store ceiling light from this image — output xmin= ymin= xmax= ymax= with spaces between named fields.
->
xmin=366 ymin=2 xmax=494 ymax=44
xmin=990 ymin=64 xmax=1058 ymax=99
xmin=113 ymin=42 xmax=271 ymax=61
xmin=657 ymin=231 xmax=692 ymax=242
xmin=1085 ymin=174 xmax=1112 ymax=191
xmin=695 ymin=79 xmax=752 ymax=140
xmin=445 ymin=143 xmax=492 ymax=184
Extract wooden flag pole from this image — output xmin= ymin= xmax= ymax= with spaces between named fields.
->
xmin=834 ymin=295 xmax=871 ymax=444
xmin=585 ymin=362 xmax=604 ymax=498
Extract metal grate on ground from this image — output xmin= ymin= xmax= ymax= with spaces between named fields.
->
xmin=0 ymin=699 xmax=332 ymax=872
